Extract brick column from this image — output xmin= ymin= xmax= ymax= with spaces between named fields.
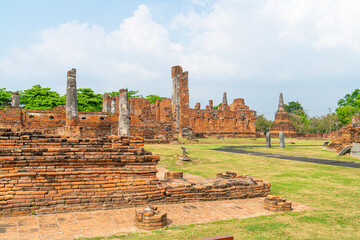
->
xmin=66 ymin=68 xmax=78 ymax=126
xmin=110 ymin=96 xmax=117 ymax=114
xmin=209 ymin=100 xmax=213 ymax=109
xmin=172 ymin=66 xmax=181 ymax=132
xmin=102 ymin=94 xmax=109 ymax=112
xmin=118 ymin=89 xmax=129 ymax=136
xmin=12 ymin=92 xmax=20 ymax=108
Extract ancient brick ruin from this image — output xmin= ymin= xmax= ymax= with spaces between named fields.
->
xmin=269 ymin=93 xmax=297 ymax=137
xmin=0 ymin=127 xmax=270 ymax=216
xmin=0 ymin=66 xmax=256 ymax=139
xmin=0 ymin=67 xmax=270 ymax=216
xmin=329 ymin=115 xmax=360 ymax=151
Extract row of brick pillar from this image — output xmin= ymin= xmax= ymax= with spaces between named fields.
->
xmin=194 ymin=92 xmax=228 ymax=110
xmin=65 ymin=68 xmax=129 ymax=136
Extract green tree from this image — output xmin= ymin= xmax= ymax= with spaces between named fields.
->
xmin=336 ymin=105 xmax=357 ymax=126
xmin=336 ymin=89 xmax=360 ymax=125
xmin=0 ymin=88 xmax=12 ymax=108
xmin=255 ymin=114 xmax=274 ymax=132
xmin=308 ymin=113 xmax=339 ymax=133
xmin=213 ymin=103 xmax=222 ymax=110
xmin=145 ymin=95 xmax=165 ymax=104
xmin=77 ymin=88 xmax=103 ymax=112
xmin=284 ymin=101 xmax=303 ymax=113
xmin=107 ymin=89 xmax=143 ymax=99
xmin=20 ymin=85 xmax=63 ymax=110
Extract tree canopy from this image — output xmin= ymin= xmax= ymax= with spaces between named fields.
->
xmin=1 ymin=85 xmax=165 ymax=112
xmin=106 ymin=89 xmax=144 ymax=99
xmin=336 ymin=89 xmax=360 ymax=125
xmin=20 ymin=85 xmax=64 ymax=110
xmin=0 ymin=88 xmax=12 ymax=108
xmin=77 ymin=88 xmax=103 ymax=112
xmin=145 ymin=95 xmax=166 ymax=104
xmin=256 ymin=114 xmax=274 ymax=132
xmin=284 ymin=101 xmax=304 ymax=114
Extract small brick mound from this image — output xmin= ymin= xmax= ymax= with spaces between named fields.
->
xmin=164 ymin=171 xmax=183 ymax=180
xmin=264 ymin=195 xmax=292 ymax=212
xmin=135 ymin=206 xmax=167 ymax=230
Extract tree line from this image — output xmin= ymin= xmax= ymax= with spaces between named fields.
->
xmin=1 ymin=85 xmax=359 ymax=134
xmin=256 ymin=89 xmax=360 ymax=134
xmin=0 ymin=85 xmax=165 ymax=112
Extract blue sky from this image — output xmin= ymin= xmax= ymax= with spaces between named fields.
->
xmin=1 ymin=0 xmax=359 ymax=119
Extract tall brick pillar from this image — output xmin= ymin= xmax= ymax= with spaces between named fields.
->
xmin=66 ymin=68 xmax=78 ymax=126
xmin=110 ymin=96 xmax=117 ymax=114
xmin=172 ymin=66 xmax=181 ymax=132
xmin=102 ymin=94 xmax=110 ymax=112
xmin=118 ymin=89 xmax=129 ymax=136
xmin=12 ymin=92 xmax=20 ymax=108
xmin=171 ymin=66 xmax=192 ymax=138
xmin=209 ymin=100 xmax=213 ymax=109
xmin=155 ymin=99 xmax=161 ymax=122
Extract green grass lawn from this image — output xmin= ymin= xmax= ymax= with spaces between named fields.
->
xmin=88 ymin=137 xmax=360 ymax=240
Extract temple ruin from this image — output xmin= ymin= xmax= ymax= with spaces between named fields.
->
xmin=0 ymin=66 xmax=256 ymax=139
xmin=269 ymin=93 xmax=297 ymax=137
xmin=329 ymin=115 xmax=360 ymax=151
xmin=0 ymin=66 xmax=270 ymax=216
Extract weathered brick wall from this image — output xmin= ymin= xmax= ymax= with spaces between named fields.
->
xmin=188 ymin=99 xmax=256 ymax=137
xmin=0 ymin=129 xmax=271 ymax=216
xmin=0 ymin=65 xmax=258 ymax=139
xmin=0 ymin=129 xmax=164 ymax=216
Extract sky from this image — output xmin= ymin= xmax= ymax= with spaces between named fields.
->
xmin=1 ymin=0 xmax=360 ymax=119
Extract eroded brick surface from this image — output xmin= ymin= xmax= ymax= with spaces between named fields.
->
xmin=0 ymin=128 xmax=270 ymax=216
xmin=0 ymin=66 xmax=257 ymax=140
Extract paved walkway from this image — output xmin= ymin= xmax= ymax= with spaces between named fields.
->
xmin=0 ymin=198 xmax=310 ymax=240
xmin=214 ymin=147 xmax=360 ymax=169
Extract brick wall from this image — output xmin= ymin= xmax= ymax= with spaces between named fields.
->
xmin=0 ymin=66 xmax=257 ymax=139
xmin=0 ymin=129 xmax=270 ymax=216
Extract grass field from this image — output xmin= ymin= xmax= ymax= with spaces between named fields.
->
xmin=88 ymin=137 xmax=360 ymax=240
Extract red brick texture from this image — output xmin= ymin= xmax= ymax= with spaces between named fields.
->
xmin=269 ymin=111 xmax=297 ymax=137
xmin=0 ymin=66 xmax=258 ymax=139
xmin=0 ymin=129 xmax=270 ymax=216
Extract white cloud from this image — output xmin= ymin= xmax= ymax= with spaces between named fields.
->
xmin=263 ymin=0 xmax=360 ymax=50
xmin=1 ymin=0 xmax=360 ymax=117
xmin=0 ymin=5 xmax=180 ymax=93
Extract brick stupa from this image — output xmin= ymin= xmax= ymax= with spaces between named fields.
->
xmin=269 ymin=93 xmax=297 ymax=137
